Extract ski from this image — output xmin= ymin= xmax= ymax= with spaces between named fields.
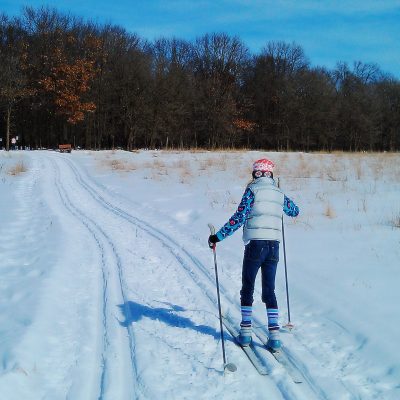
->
xmin=222 ymin=315 xmax=269 ymax=376
xmin=253 ymin=326 xmax=303 ymax=384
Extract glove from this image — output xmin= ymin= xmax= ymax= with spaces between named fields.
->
xmin=208 ymin=234 xmax=220 ymax=248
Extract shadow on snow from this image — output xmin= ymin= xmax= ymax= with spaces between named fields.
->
xmin=118 ymin=300 xmax=227 ymax=341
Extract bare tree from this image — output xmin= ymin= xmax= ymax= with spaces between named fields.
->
xmin=0 ymin=15 xmax=34 ymax=150
xmin=191 ymin=33 xmax=249 ymax=148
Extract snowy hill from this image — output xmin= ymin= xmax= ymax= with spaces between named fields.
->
xmin=0 ymin=149 xmax=399 ymax=400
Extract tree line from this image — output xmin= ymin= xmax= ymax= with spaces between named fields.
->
xmin=1 ymin=7 xmax=399 ymax=152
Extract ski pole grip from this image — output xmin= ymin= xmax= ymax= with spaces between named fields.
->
xmin=208 ymin=223 xmax=216 ymax=250
xmin=208 ymin=223 xmax=216 ymax=235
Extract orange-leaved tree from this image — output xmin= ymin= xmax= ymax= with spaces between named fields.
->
xmin=233 ymin=118 xmax=257 ymax=132
xmin=39 ymin=34 xmax=100 ymax=124
xmin=233 ymin=117 xmax=257 ymax=147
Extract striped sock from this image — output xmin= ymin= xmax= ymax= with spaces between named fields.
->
xmin=240 ymin=306 xmax=252 ymax=338
xmin=267 ymin=308 xmax=280 ymax=334
xmin=240 ymin=306 xmax=252 ymax=328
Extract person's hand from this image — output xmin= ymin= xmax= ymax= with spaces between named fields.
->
xmin=208 ymin=234 xmax=220 ymax=248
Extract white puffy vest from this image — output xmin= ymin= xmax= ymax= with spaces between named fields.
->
xmin=243 ymin=178 xmax=284 ymax=243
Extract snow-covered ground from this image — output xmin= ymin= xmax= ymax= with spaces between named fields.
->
xmin=0 ymin=149 xmax=399 ymax=400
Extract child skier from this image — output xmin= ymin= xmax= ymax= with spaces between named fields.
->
xmin=208 ymin=158 xmax=299 ymax=351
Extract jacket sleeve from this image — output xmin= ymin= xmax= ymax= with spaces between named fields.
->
xmin=283 ymin=195 xmax=299 ymax=217
xmin=216 ymin=187 xmax=255 ymax=241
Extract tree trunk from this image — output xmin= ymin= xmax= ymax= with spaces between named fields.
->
xmin=127 ymin=126 xmax=134 ymax=151
xmin=63 ymin=124 xmax=68 ymax=142
xmin=6 ymin=106 xmax=11 ymax=151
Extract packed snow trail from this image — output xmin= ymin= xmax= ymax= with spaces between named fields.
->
xmin=64 ymin=152 xmax=372 ymax=399
xmin=55 ymin=152 xmax=360 ymax=399
xmin=2 ymin=150 xmax=397 ymax=399
xmin=47 ymin=155 xmax=313 ymax=399
xmin=49 ymin=157 xmax=142 ymax=399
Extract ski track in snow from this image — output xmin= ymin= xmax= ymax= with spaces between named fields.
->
xmin=43 ymin=153 xmax=248 ymax=399
xmin=49 ymin=157 xmax=142 ymax=399
xmin=49 ymin=152 xmax=360 ymax=400
xmin=43 ymin=152 xmax=304 ymax=399
xmin=48 ymin=156 xmax=272 ymax=399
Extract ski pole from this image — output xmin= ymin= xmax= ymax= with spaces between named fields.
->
xmin=208 ymin=224 xmax=237 ymax=373
xmin=277 ymin=179 xmax=294 ymax=330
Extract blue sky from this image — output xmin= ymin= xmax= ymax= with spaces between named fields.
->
xmin=2 ymin=0 xmax=400 ymax=78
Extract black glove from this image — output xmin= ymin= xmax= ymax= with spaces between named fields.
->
xmin=208 ymin=234 xmax=220 ymax=248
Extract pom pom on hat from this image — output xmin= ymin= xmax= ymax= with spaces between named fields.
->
xmin=252 ymin=158 xmax=275 ymax=173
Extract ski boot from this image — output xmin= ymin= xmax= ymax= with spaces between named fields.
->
xmin=238 ymin=325 xmax=252 ymax=347
xmin=266 ymin=338 xmax=281 ymax=352
xmin=266 ymin=330 xmax=281 ymax=352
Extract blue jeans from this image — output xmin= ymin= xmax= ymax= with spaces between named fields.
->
xmin=240 ymin=240 xmax=279 ymax=308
